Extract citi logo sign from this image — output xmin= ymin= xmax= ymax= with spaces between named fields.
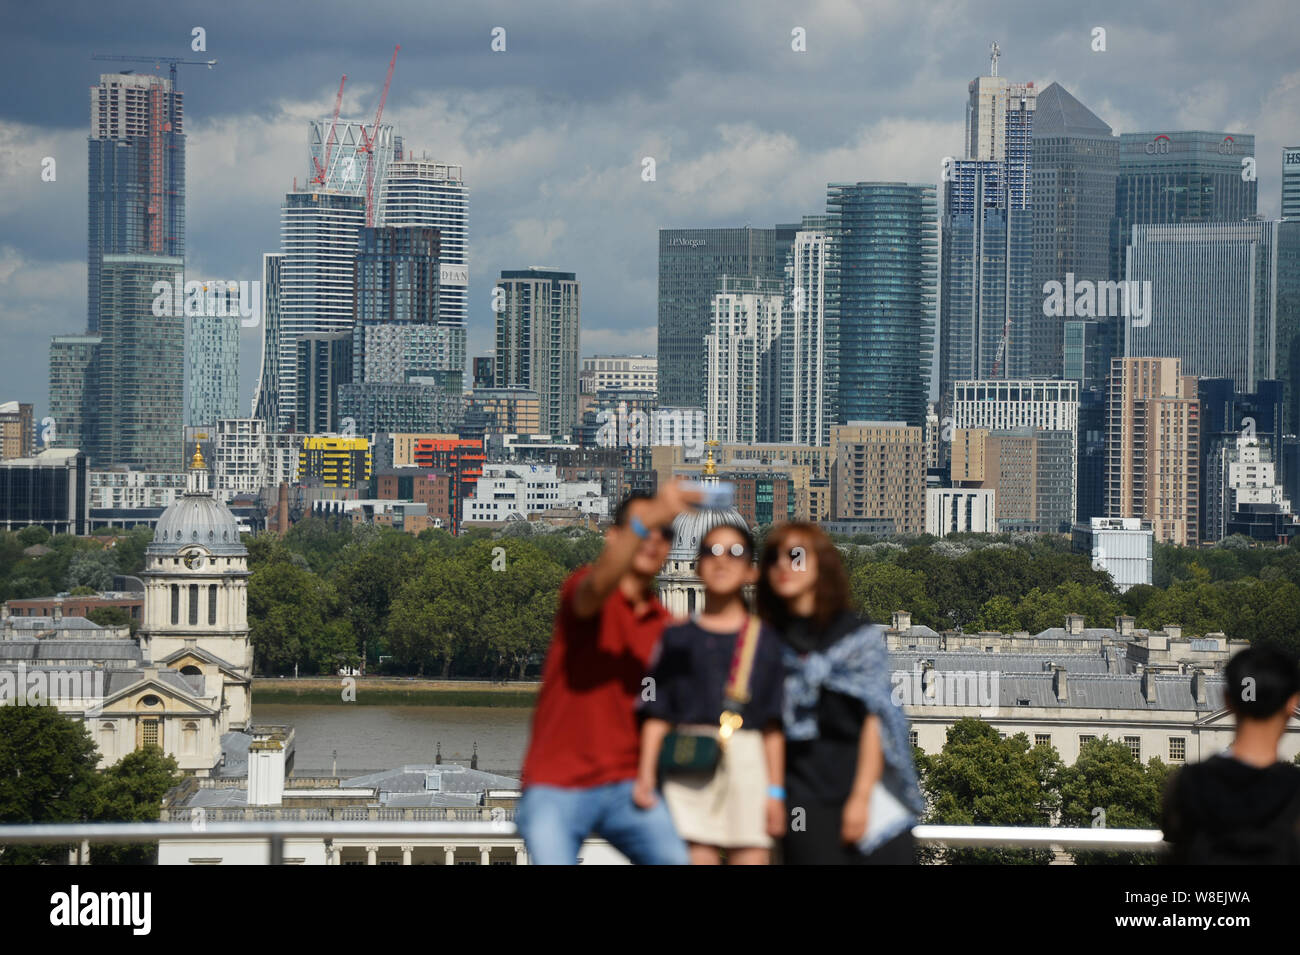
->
xmin=1145 ymin=135 xmax=1172 ymax=155
xmin=1218 ymin=136 xmax=1237 ymax=155
xmin=1042 ymin=273 xmax=1152 ymax=328
xmin=49 ymin=885 xmax=151 ymax=935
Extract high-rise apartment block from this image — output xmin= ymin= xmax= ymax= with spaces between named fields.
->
xmin=88 ymin=73 xmax=185 ymax=333
xmin=1106 ymin=357 xmax=1200 ymax=546
xmin=705 ymin=275 xmax=783 ymax=444
xmin=784 ymin=218 xmax=834 ymax=445
xmin=384 ymin=160 xmax=469 ymax=328
xmin=830 ymin=422 xmax=926 ymax=535
xmin=826 ymin=184 xmax=937 ymax=427
xmin=494 ymin=268 xmax=581 ymax=437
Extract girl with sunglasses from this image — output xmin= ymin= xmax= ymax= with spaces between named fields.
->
xmin=757 ymin=522 xmax=924 ymax=865
xmin=634 ymin=522 xmax=786 ymax=864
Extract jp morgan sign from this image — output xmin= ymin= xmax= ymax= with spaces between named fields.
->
xmin=667 ymin=237 xmax=707 ymax=248
xmin=439 ymin=265 xmax=468 ymax=286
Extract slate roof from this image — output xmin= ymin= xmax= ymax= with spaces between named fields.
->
xmin=5 ymin=616 xmax=106 ymax=631
xmin=889 ymin=650 xmax=1114 ymax=675
xmin=344 ymin=763 xmax=520 ymax=794
xmin=0 ymin=639 xmax=142 ymax=662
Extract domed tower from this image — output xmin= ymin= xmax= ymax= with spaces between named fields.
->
xmin=138 ymin=444 xmax=252 ymax=727
xmin=657 ymin=441 xmax=750 ymax=617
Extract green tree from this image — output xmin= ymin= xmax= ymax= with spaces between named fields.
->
xmin=1058 ymin=737 xmax=1168 ymax=865
xmin=66 ymin=548 xmax=119 ymax=591
xmin=0 ymin=705 xmax=100 ymax=864
xmin=850 ymin=561 xmax=937 ymax=625
xmin=87 ymin=747 xmax=182 ymax=864
xmin=247 ymin=558 xmax=328 ymax=673
xmin=920 ymin=718 xmax=1060 ymax=864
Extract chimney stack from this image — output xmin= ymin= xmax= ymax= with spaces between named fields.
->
xmin=1192 ymin=669 xmax=1207 ymax=704
xmin=892 ymin=610 xmax=912 ymax=632
xmin=1116 ymin=615 xmax=1135 ymax=637
xmin=1140 ymin=665 xmax=1158 ymax=704
xmin=1065 ymin=613 xmax=1084 ymax=635
xmin=1051 ymin=664 xmax=1068 ymax=702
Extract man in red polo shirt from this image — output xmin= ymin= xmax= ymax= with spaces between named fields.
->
xmin=516 ymin=482 xmax=700 ymax=864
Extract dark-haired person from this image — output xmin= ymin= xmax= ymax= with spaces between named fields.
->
xmin=1162 ymin=644 xmax=1300 ymax=864
xmin=516 ymin=481 xmax=702 ymax=865
xmin=634 ymin=523 xmax=786 ymax=864
xmin=757 ymin=522 xmax=924 ymax=865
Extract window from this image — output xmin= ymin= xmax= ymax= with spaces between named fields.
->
xmin=189 ymin=584 xmax=198 ymax=625
xmin=209 ymin=585 xmax=217 ymax=626
xmin=1124 ymin=736 xmax=1141 ymax=761
xmin=909 ymin=731 xmax=918 ymax=748
xmin=170 ymin=585 xmax=179 ymax=625
xmin=1034 ymin=734 xmax=1051 ymax=748
xmin=1168 ymin=737 xmax=1186 ymax=761
xmin=1079 ymin=734 xmax=1096 ymax=748
xmin=140 ymin=718 xmax=159 ymax=748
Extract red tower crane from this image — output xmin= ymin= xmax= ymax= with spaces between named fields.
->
xmin=310 ymin=75 xmax=348 ymax=188
xmin=359 ymin=45 xmax=399 ymax=228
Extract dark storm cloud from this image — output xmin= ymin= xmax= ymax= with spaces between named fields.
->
xmin=2 ymin=0 xmax=1298 ymax=414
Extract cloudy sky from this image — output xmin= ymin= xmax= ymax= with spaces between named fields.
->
xmin=2 ymin=0 xmax=1298 ymax=417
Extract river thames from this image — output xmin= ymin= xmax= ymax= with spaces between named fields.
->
xmin=258 ymin=704 xmax=535 ymax=778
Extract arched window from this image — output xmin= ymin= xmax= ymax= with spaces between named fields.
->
xmin=182 ymin=721 xmax=199 ymax=755
xmin=188 ymin=584 xmax=198 ymax=625
xmin=208 ymin=585 xmax=217 ymax=625
xmin=170 ymin=585 xmax=179 ymax=625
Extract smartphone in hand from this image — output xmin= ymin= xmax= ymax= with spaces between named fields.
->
xmin=682 ymin=480 xmax=734 ymax=510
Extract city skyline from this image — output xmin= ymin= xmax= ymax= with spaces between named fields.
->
xmin=3 ymin=0 xmax=1299 ymax=419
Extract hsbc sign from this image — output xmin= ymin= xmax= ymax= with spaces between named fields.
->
xmin=1285 ymin=150 xmax=1300 ymax=170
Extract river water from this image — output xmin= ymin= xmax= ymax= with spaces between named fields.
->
xmin=257 ymin=704 xmax=535 ymax=779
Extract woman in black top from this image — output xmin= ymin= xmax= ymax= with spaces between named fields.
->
xmin=758 ymin=522 xmax=924 ymax=865
xmin=636 ymin=523 xmax=786 ymax=864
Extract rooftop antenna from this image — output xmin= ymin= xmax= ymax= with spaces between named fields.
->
xmin=990 ymin=41 xmax=1000 ymax=77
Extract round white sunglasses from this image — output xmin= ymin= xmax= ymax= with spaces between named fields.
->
xmin=707 ymin=542 xmax=750 ymax=558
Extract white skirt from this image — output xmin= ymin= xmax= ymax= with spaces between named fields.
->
xmin=662 ymin=727 xmax=771 ymax=849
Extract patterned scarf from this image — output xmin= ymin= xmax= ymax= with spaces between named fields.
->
xmin=782 ymin=621 xmax=925 ymax=852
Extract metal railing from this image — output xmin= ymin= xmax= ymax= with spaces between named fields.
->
xmin=0 ymin=821 xmax=1166 ymax=864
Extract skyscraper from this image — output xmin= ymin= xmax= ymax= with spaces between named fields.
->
xmin=185 ymin=285 xmax=240 ymax=430
xmin=1028 ymin=83 xmax=1118 ymax=381
xmin=783 ymin=217 xmax=834 ymax=445
xmin=1125 ymin=220 xmax=1280 ymax=392
xmin=494 ymin=268 xmax=581 ymax=436
xmin=48 ymin=335 xmax=100 ymax=454
xmin=267 ymin=191 xmax=365 ymax=431
xmin=1113 ymin=131 xmax=1258 ymax=279
xmin=88 ymin=73 xmax=185 ymax=333
xmin=252 ymin=253 xmax=283 ymax=427
xmin=383 ymin=159 xmax=469 ymax=329
xmin=825 ymin=183 xmax=937 ymax=427
xmin=657 ymin=226 xmax=796 ymax=409
xmin=1284 ymin=147 xmax=1300 ymax=219
xmin=308 ymin=119 xmax=396 ymax=225
xmin=939 ymin=55 xmax=1036 ymax=397
xmin=95 ymin=255 xmax=185 ymax=469
xmin=1106 ymin=356 xmax=1200 ymax=546
xmin=705 ymin=275 xmax=783 ymax=444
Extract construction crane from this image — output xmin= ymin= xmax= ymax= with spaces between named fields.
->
xmin=310 ymin=75 xmax=348 ymax=188
xmin=358 ymin=45 xmax=399 ymax=228
xmin=91 ymin=55 xmax=217 ymax=252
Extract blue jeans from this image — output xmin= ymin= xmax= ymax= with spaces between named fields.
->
xmin=516 ymin=780 xmax=688 ymax=865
